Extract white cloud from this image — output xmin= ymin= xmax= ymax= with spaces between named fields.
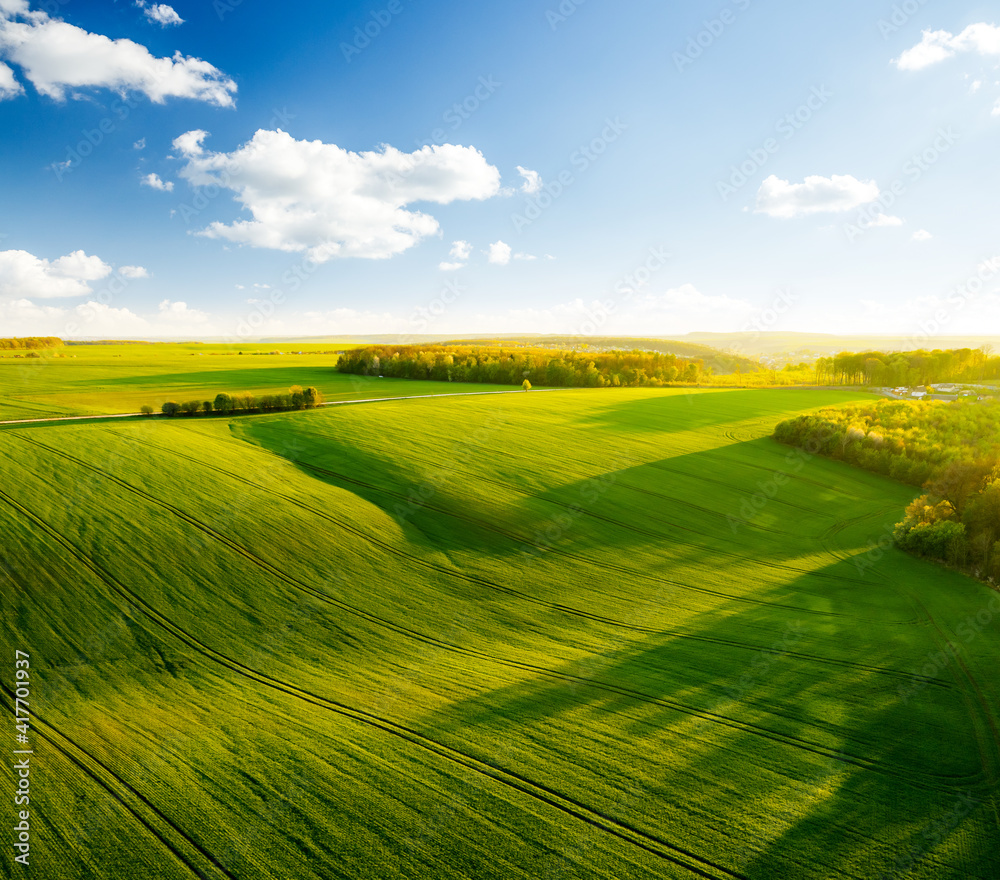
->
xmin=514 ymin=252 xmax=537 ymax=261
xmin=993 ymin=98 xmax=1000 ymax=116
xmin=439 ymin=240 xmax=472 ymax=270
xmin=867 ymin=213 xmax=904 ymax=227
xmin=516 ymin=165 xmax=541 ymax=194
xmin=0 ymin=3 xmax=235 ymax=105
xmin=174 ymin=129 xmax=502 ymax=261
xmin=912 ymin=229 xmax=933 ymax=241
xmin=0 ymin=295 xmax=218 ymax=338
xmin=0 ymin=248 xmax=111 ymax=298
xmin=487 ymin=240 xmax=512 ymax=265
xmin=473 ymin=285 xmax=757 ymax=336
xmin=133 ymin=137 xmax=146 ymax=150
xmin=755 ymin=174 xmax=879 ymax=218
xmin=894 ymin=23 xmax=1000 ymax=71
xmin=135 ymin=2 xmax=183 ymax=27
xmin=141 ymin=172 xmax=173 ymax=191
xmin=449 ymin=240 xmax=472 ymax=261
xmin=0 ymin=248 xmax=149 ymax=299
xmin=0 ymin=59 xmax=21 ymax=97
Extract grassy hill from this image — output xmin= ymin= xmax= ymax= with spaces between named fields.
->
xmin=1 ymin=386 xmax=998 ymax=878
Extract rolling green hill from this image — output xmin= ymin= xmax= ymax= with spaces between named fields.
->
xmin=2 ymin=387 xmax=998 ymax=878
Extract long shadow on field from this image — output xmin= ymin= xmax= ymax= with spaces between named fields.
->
xmin=238 ymin=407 xmax=913 ymax=623
xmin=413 ymin=557 xmax=999 ymax=879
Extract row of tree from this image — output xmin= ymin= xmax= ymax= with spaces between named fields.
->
xmin=0 ymin=337 xmax=63 ymax=350
xmin=150 ymin=386 xmax=322 ymax=416
xmin=337 ymin=345 xmax=704 ymax=387
xmin=813 ymin=347 xmax=998 ymax=386
xmin=773 ymin=399 xmax=1000 ymax=582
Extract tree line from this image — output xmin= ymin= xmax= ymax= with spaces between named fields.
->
xmin=337 ymin=344 xmax=704 ymax=387
xmin=0 ymin=337 xmax=63 ymax=350
xmin=149 ymin=386 xmax=322 ymax=416
xmin=774 ymin=399 xmax=1000 ymax=582
xmin=814 ymin=347 xmax=998 ymax=386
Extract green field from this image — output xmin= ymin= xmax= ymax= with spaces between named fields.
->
xmin=0 ymin=343 xmax=523 ymax=420
xmin=2 ymin=386 xmax=999 ymax=878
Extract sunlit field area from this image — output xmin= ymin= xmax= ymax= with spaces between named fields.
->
xmin=2 ymin=386 xmax=997 ymax=879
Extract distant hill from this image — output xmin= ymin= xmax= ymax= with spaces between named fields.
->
xmin=683 ymin=332 xmax=1000 ymax=358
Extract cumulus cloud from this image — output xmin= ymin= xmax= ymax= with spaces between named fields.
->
xmin=439 ymin=239 xmax=472 ymax=271
xmin=0 ymin=296 xmax=216 ymax=338
xmin=135 ymin=2 xmax=183 ymax=27
xmin=0 ymin=2 xmax=235 ymax=105
xmin=174 ymin=129 xmax=502 ymax=261
xmin=867 ymin=213 xmax=904 ymax=227
xmin=516 ymin=165 xmax=541 ymax=194
xmin=755 ymin=174 xmax=879 ymax=218
xmin=449 ymin=240 xmax=472 ymax=261
xmin=487 ymin=240 xmax=512 ymax=265
xmin=0 ymin=59 xmax=21 ymax=97
xmin=894 ymin=23 xmax=1000 ymax=70
xmin=0 ymin=248 xmax=148 ymax=299
xmin=912 ymin=229 xmax=933 ymax=241
xmin=141 ymin=172 xmax=173 ymax=191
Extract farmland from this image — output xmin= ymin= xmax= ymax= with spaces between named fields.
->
xmin=0 ymin=343 xmax=518 ymax=421
xmin=1 ymin=385 xmax=999 ymax=878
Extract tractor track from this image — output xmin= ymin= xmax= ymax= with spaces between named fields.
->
xmin=96 ymin=429 xmax=933 ymax=685
xmin=0 ymin=447 xmax=971 ymax=793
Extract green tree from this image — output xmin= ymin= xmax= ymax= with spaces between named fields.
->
xmin=214 ymin=393 xmax=234 ymax=414
xmin=139 ymin=405 xmax=154 ymax=415
xmin=161 ymin=401 xmax=180 ymax=416
xmin=303 ymin=386 xmax=322 ymax=407
xmin=522 ymin=379 xmax=532 ymax=391
xmin=202 ymin=400 xmax=213 ymax=414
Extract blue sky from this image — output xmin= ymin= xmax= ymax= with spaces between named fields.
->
xmin=1 ymin=0 xmax=999 ymax=341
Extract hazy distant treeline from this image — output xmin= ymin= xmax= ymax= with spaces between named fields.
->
xmin=337 ymin=344 xmax=705 ymax=387
xmin=0 ymin=337 xmax=63 ymax=350
xmin=774 ymin=399 xmax=1000 ymax=581
xmin=814 ymin=348 xmax=999 ymax=386
xmin=438 ymin=336 xmax=760 ymax=375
